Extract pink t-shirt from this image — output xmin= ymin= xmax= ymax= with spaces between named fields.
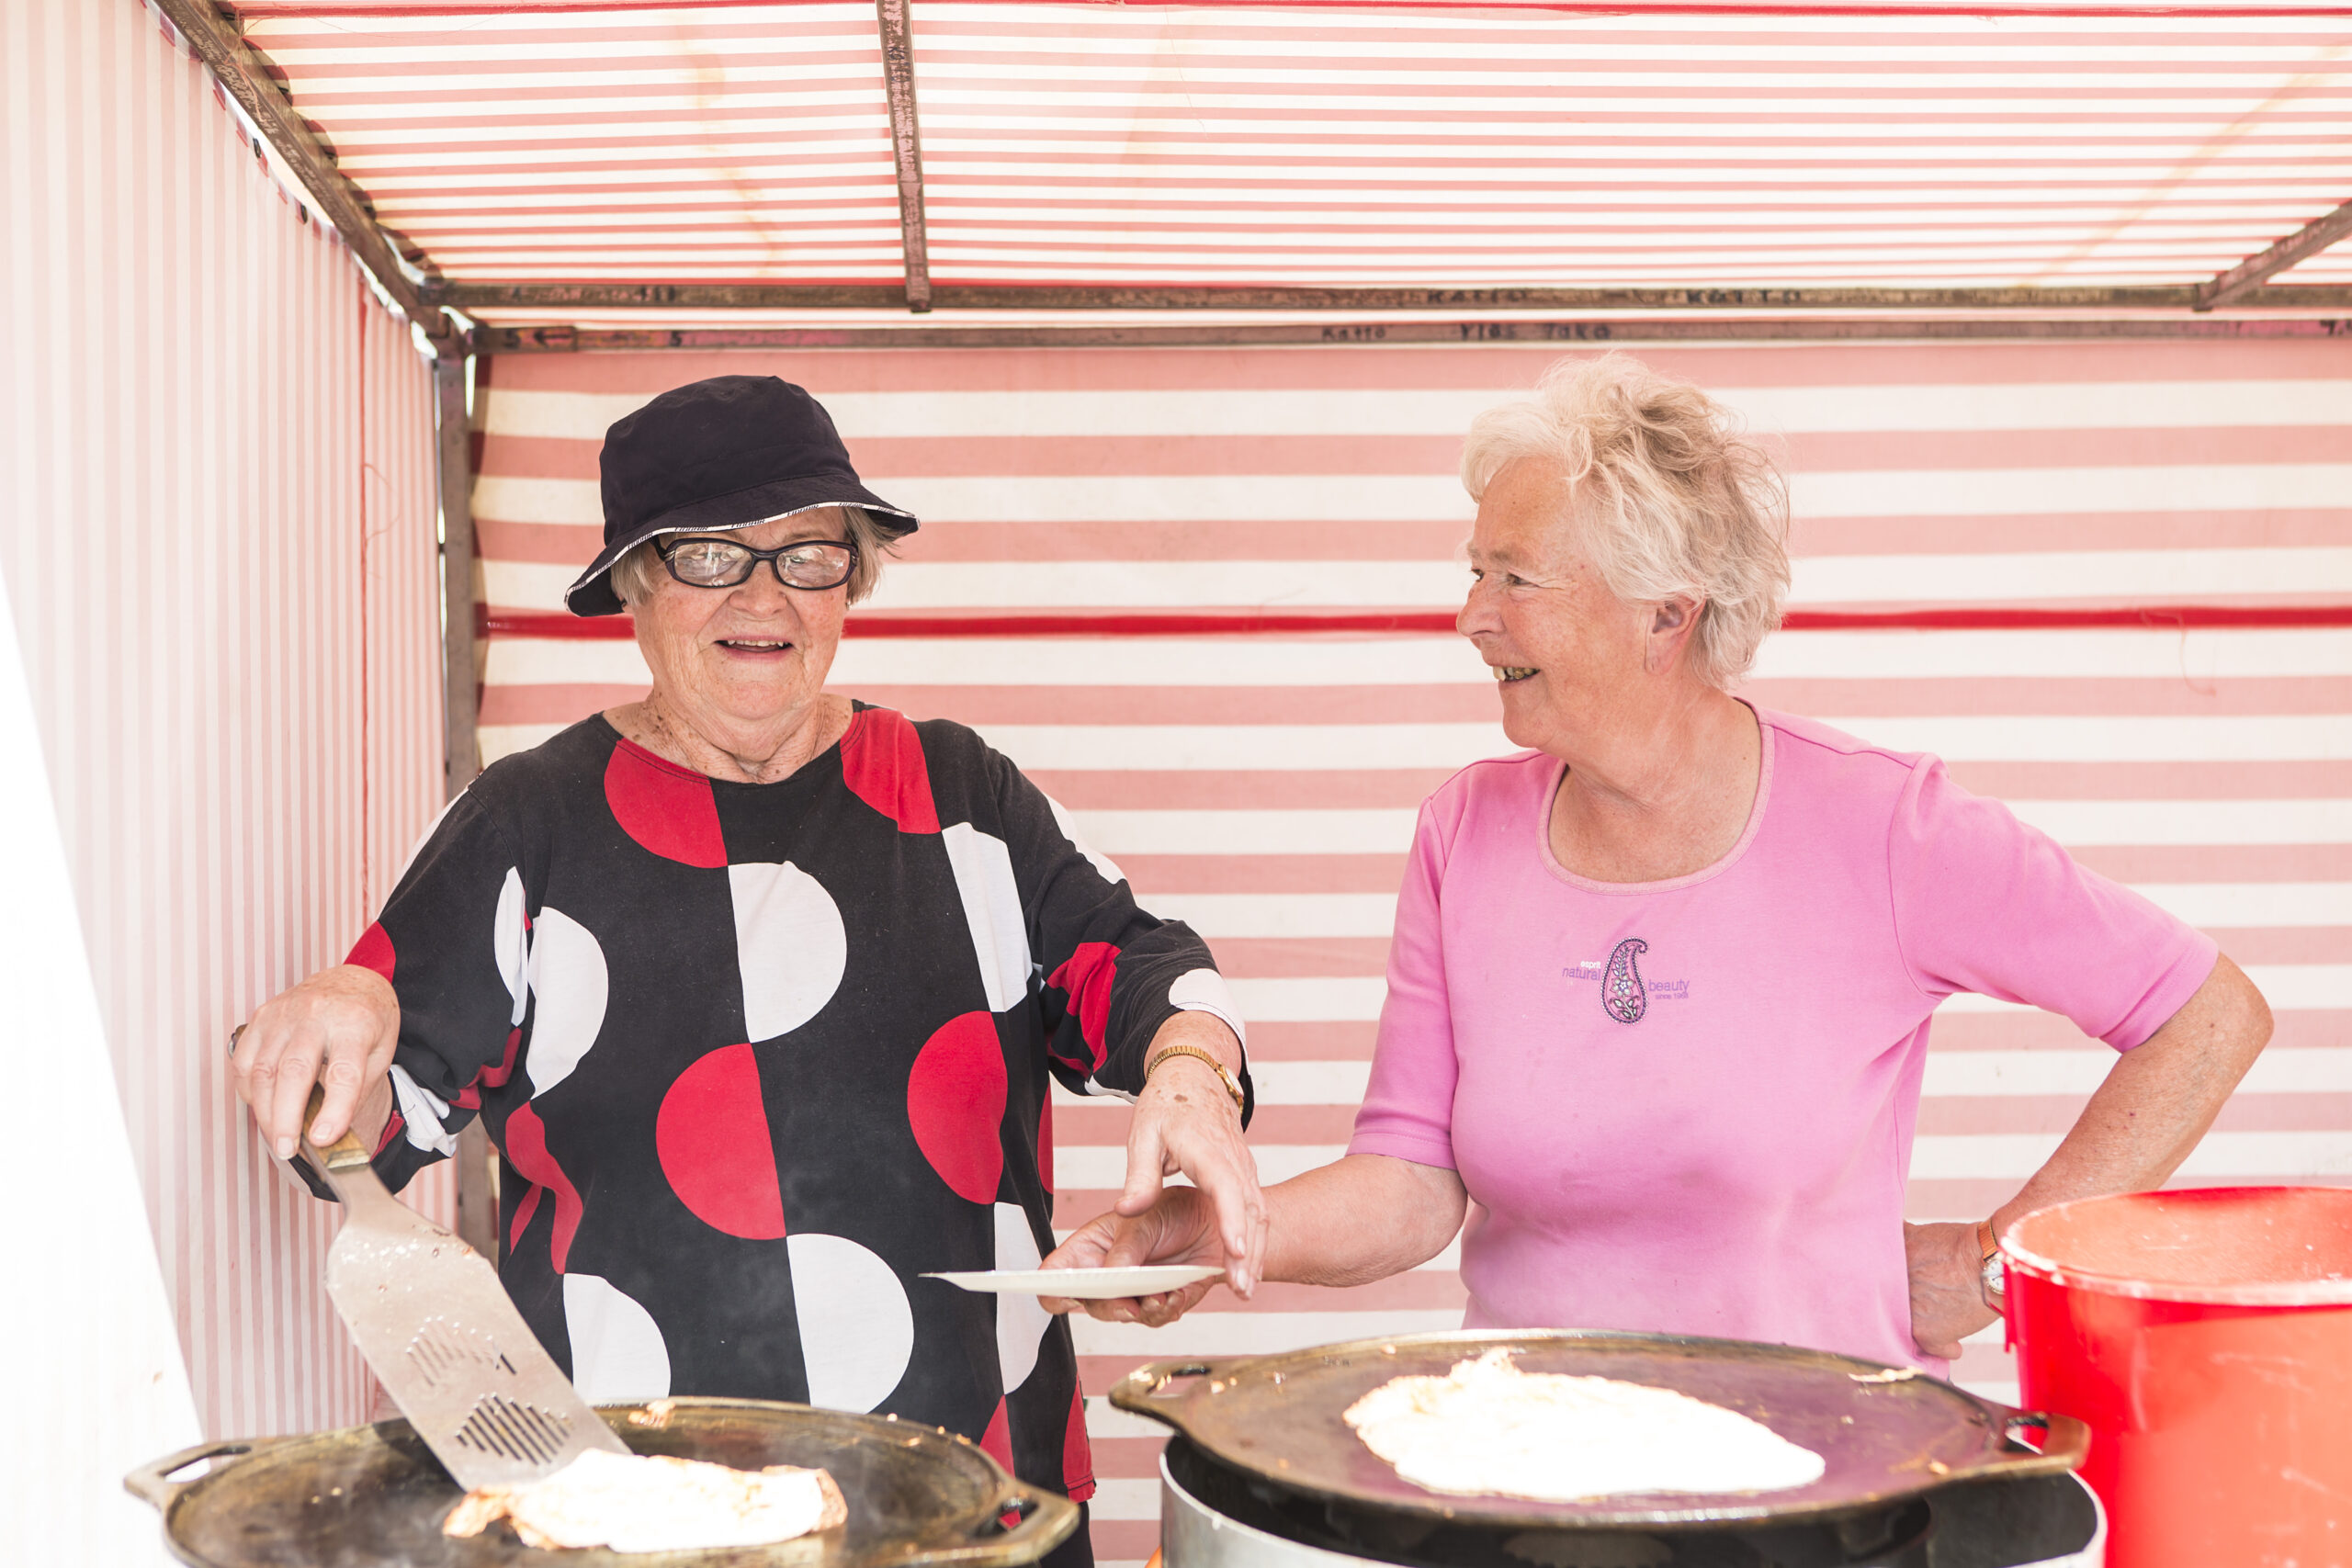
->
xmin=1348 ymin=708 xmax=2217 ymax=1373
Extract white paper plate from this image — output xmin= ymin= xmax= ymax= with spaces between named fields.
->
xmin=923 ymin=1265 xmax=1225 ymax=1299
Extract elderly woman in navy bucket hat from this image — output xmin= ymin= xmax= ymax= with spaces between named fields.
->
xmin=231 ymin=376 xmax=1262 ymax=1562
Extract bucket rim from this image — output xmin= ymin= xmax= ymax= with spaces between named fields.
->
xmin=2000 ymin=1186 xmax=2352 ymax=1308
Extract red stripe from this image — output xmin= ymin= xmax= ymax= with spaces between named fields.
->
xmin=481 ymin=604 xmax=2352 ymax=641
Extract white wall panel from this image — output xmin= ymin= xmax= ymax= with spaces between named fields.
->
xmin=0 ymin=0 xmax=447 ymax=1461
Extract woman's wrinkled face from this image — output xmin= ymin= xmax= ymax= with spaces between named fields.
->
xmin=632 ymin=508 xmax=851 ymax=733
xmin=1457 ymin=457 xmax=1655 ymax=759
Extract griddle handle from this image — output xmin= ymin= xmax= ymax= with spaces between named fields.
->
xmin=124 ymin=1439 xmax=256 ymax=1515
xmin=1996 ymin=1410 xmax=2093 ymax=1474
xmin=978 ymin=1479 xmax=1081 ymax=1561
xmin=1106 ymin=1358 xmax=1227 ymax=1424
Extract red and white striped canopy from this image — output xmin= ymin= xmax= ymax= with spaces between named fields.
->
xmin=227 ymin=0 xmax=2352 ymax=298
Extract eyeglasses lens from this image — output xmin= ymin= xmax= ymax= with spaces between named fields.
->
xmin=667 ymin=541 xmax=752 ymax=584
xmin=776 ymin=544 xmax=854 ymax=588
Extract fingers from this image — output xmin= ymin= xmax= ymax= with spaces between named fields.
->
xmin=311 ymin=1052 xmax=373 ymax=1151
xmin=1201 ymin=1155 xmax=1267 ymax=1298
xmin=1038 ymin=1216 xmax=1120 ymax=1315
xmin=232 ymin=965 xmax=401 ymax=1160
xmin=1080 ymin=1278 xmax=1217 ymax=1327
xmin=269 ymin=1038 xmax=328 ymax=1159
xmin=1159 ymin=1116 xmax=1264 ymax=1295
xmin=233 ymin=1013 xmax=324 ymax=1161
xmin=1115 ymin=1117 xmax=1170 ymax=1218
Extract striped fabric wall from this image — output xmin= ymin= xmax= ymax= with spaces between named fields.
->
xmin=470 ymin=340 xmax=2349 ymax=1566
xmin=0 ymin=0 xmax=450 ymax=1445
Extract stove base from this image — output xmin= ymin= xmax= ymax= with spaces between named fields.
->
xmin=1159 ymin=1440 xmax=2102 ymax=1568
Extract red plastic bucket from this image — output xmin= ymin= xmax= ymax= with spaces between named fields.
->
xmin=2004 ymin=1187 xmax=2352 ymax=1568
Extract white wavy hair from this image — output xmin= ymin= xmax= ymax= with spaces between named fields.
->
xmin=610 ymin=503 xmax=896 ymax=609
xmin=1460 ymin=354 xmax=1792 ymax=689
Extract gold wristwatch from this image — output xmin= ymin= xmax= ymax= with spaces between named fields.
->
xmin=1143 ymin=1044 xmax=1246 ymax=1114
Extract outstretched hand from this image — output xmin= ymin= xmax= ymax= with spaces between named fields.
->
xmin=1040 ymin=1187 xmax=1227 ymax=1325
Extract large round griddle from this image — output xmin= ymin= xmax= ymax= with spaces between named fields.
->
xmin=126 ymin=1397 xmax=1078 ymax=1568
xmin=1110 ymin=1329 xmax=2086 ymax=1531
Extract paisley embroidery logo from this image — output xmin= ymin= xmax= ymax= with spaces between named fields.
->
xmin=1602 ymin=937 xmax=1649 ymax=1024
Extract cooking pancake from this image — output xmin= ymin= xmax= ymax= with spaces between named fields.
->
xmin=1342 ymin=1348 xmax=1826 ymax=1503
xmin=443 ymin=1450 xmax=848 ymax=1553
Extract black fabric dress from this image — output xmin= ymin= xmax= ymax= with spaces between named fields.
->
xmin=326 ymin=705 xmax=1250 ymax=1523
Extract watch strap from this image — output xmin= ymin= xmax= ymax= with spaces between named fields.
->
xmin=1144 ymin=1044 xmax=1247 ymax=1114
xmin=1977 ymin=1218 xmax=2007 ymax=1305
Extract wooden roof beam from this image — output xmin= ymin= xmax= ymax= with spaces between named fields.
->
xmin=876 ymin=0 xmax=933 ymax=313
xmin=150 ymin=0 xmax=456 ymax=346
xmin=474 ymin=317 xmax=2352 ymax=354
xmin=2195 ymin=197 xmax=2352 ymax=311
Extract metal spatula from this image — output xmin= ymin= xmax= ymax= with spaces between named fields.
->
xmin=298 ymin=1086 xmax=628 ymax=1489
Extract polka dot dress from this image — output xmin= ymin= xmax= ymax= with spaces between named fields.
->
xmin=333 ymin=705 xmax=1252 ymax=1505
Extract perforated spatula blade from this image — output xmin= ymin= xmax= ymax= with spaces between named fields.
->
xmin=300 ymin=1090 xmax=628 ymax=1489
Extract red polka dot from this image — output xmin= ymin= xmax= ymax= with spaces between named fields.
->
xmin=502 ymin=1102 xmax=583 ymax=1271
xmin=839 ymin=708 xmax=939 ymax=834
xmin=1046 ymin=943 xmax=1120 ymax=1072
xmin=907 ymin=1012 xmax=1007 ymax=1204
xmin=979 ymin=1397 xmax=1013 ymax=1473
xmin=656 ymin=1043 xmax=787 ymax=1239
xmin=345 ymin=922 xmax=394 ymax=981
xmin=605 ymin=741 xmax=728 ymax=867
xmin=1064 ymin=1380 xmax=1096 ymax=1501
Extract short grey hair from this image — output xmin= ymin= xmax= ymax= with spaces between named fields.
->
xmin=609 ymin=504 xmax=897 ymax=611
xmin=1460 ymin=354 xmax=1791 ymax=689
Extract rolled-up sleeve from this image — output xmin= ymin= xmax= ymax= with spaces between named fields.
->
xmin=1888 ymin=760 xmax=2218 ymax=1051
xmin=1348 ymin=795 xmax=1462 ymax=1168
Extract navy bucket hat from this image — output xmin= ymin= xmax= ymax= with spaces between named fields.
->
xmin=564 ymin=375 xmax=918 ymax=616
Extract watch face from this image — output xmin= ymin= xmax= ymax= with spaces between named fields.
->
xmin=1982 ymin=1252 xmax=2007 ymax=1295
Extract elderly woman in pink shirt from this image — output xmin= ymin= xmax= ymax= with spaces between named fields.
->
xmin=1048 ymin=353 xmax=2273 ymax=1372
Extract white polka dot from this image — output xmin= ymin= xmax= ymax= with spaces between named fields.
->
xmin=1046 ymin=795 xmax=1125 ymax=886
xmin=786 ymin=1233 xmax=914 ymax=1414
xmin=563 ymin=1273 xmax=672 ymax=1404
xmin=728 ymin=863 xmax=848 ymax=1041
xmin=1168 ymin=967 xmax=1248 ymax=1050
xmin=493 ymin=868 xmax=527 ymax=1026
xmin=942 ymin=824 xmax=1030 ymax=1013
xmin=526 ymin=907 xmax=608 ymax=1096
xmin=994 ymin=1203 xmax=1051 ymax=1395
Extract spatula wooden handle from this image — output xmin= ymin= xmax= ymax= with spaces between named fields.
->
xmin=301 ymin=1082 xmax=379 ymax=1173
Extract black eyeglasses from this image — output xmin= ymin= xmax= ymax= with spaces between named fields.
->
xmin=656 ymin=536 xmax=859 ymax=592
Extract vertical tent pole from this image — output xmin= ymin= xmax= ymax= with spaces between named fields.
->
xmin=434 ymin=350 xmax=480 ymax=806
xmin=434 ymin=345 xmax=497 ymax=1258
